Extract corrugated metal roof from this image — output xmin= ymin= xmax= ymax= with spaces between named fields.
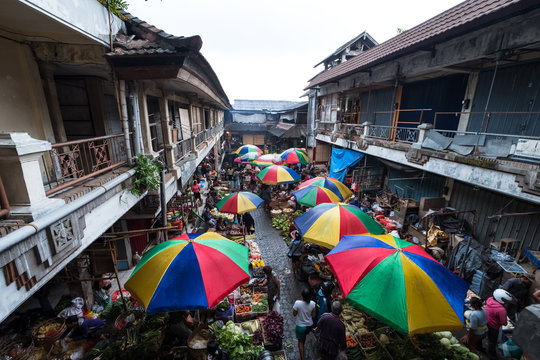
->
xmin=233 ymin=100 xmax=307 ymax=112
xmin=314 ymin=31 xmax=378 ymax=68
xmin=307 ymin=0 xmax=538 ymax=89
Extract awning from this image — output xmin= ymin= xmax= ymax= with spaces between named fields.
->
xmin=329 ymin=148 xmax=363 ymax=182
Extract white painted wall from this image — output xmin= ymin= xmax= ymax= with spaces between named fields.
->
xmin=232 ymin=113 xmax=266 ymax=124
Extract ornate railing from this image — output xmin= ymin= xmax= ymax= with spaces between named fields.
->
xmin=43 ymin=134 xmax=129 ymax=196
xmin=174 ymin=138 xmax=193 ymax=163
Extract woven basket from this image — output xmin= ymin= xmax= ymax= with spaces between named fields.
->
xmin=114 ymin=309 xmax=146 ymax=332
xmin=31 ymin=318 xmax=66 ymax=349
xmin=0 ymin=337 xmax=34 ymax=360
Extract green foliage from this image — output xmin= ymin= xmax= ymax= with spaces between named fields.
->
xmin=130 ymin=154 xmax=163 ymax=196
xmin=209 ymin=322 xmax=264 ymax=360
xmin=97 ymin=0 xmax=129 ymax=19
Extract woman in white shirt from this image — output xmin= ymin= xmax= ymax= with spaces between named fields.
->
xmin=293 ymin=288 xmax=316 ymax=360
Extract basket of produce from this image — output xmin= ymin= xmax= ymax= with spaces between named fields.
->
xmin=270 ymin=209 xmax=283 ymax=217
xmin=346 ymin=335 xmax=359 ymax=348
xmin=114 ymin=309 xmax=146 ymax=331
xmin=358 ymin=332 xmax=378 ymax=351
xmin=235 ymin=304 xmax=252 ymax=322
xmin=0 ymin=336 xmax=34 ymax=360
xmin=272 ymin=350 xmax=287 ymax=360
xmin=215 ymin=298 xmax=234 ymax=322
xmin=238 ymin=319 xmax=261 ymax=335
xmin=251 ymin=294 xmax=269 ymax=315
xmin=31 ymin=318 xmax=66 ymax=348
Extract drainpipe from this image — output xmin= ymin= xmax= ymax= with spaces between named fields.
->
xmin=119 ymin=80 xmax=133 ymax=165
xmin=480 ymin=51 xmax=502 ymax=133
xmin=160 ymin=169 xmax=168 ymax=237
xmin=128 ymin=81 xmax=143 ymax=155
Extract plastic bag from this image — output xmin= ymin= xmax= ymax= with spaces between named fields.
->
xmin=498 ymin=339 xmax=522 ymax=358
xmin=272 ymin=300 xmax=281 ymax=314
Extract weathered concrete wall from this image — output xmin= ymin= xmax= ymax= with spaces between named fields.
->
xmin=20 ymin=0 xmax=124 ymax=46
xmin=0 ymin=174 xmax=144 ymax=323
xmin=0 ymin=38 xmax=54 ymax=142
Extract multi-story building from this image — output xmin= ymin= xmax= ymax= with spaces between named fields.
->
xmin=305 ymin=0 xmax=540 ymax=249
xmin=0 ymin=0 xmax=228 ymax=323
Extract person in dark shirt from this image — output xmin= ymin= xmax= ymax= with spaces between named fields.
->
xmin=240 ymin=212 xmax=255 ymax=234
xmin=207 ymin=340 xmax=230 ymax=360
xmin=316 ymin=301 xmax=346 ymax=360
xmin=64 ymin=315 xmax=105 ymax=342
xmin=503 ymin=274 xmax=533 ymax=315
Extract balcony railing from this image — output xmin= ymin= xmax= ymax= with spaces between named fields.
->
xmin=43 ymin=134 xmax=129 ymax=196
xmin=174 ymin=138 xmax=193 ymax=163
xmin=367 ymin=125 xmax=419 ymax=143
xmin=195 ymin=131 xmax=205 ymax=147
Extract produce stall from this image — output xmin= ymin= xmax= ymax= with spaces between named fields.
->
xmin=341 ymin=303 xmax=480 ymax=360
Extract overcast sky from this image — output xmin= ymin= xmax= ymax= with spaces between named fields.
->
xmin=126 ymin=0 xmax=464 ymax=104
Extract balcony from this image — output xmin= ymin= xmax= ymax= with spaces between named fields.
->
xmin=314 ymin=110 xmax=540 ymax=203
xmin=42 ymin=134 xmax=130 ymax=197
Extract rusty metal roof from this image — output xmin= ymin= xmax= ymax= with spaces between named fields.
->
xmin=307 ymin=0 xmax=539 ymax=89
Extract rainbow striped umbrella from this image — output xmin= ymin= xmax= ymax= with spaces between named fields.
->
xmin=125 ymin=232 xmax=249 ymax=313
xmin=216 ymin=192 xmax=264 ymax=214
xmin=235 ymin=144 xmax=262 ymax=156
xmin=292 ymin=185 xmax=341 ymax=207
xmin=280 ymin=148 xmax=310 ymax=165
xmin=294 ymin=203 xmax=384 ymax=248
xmin=237 ymin=152 xmax=259 ymax=162
xmin=298 ymin=177 xmax=352 ymax=201
xmin=326 ymin=234 xmax=468 ymax=334
xmin=252 ymin=154 xmax=284 ymax=167
xmin=256 ymin=165 xmax=300 ymax=185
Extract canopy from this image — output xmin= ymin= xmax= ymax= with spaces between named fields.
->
xmin=326 ymin=234 xmax=468 ymax=334
xmin=235 ymin=144 xmax=262 ymax=156
xmin=292 ymin=185 xmax=341 ymax=207
xmin=280 ymin=148 xmax=310 ymax=165
xmin=294 ymin=203 xmax=384 ymax=248
xmin=329 ymin=148 xmax=363 ymax=182
xmin=256 ymin=165 xmax=300 ymax=185
xmin=216 ymin=192 xmax=264 ymax=214
xmin=297 ymin=176 xmax=352 ymax=201
xmin=125 ymin=232 xmax=250 ymax=313
xmin=252 ymin=154 xmax=284 ymax=167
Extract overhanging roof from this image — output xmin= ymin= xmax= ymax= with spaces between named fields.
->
xmin=306 ymin=0 xmax=540 ymax=89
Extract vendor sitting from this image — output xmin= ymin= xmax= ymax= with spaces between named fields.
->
xmin=63 ymin=315 xmax=105 ymax=342
xmin=216 ymin=218 xmax=228 ymax=233
xmin=203 ymin=207 xmax=217 ymax=228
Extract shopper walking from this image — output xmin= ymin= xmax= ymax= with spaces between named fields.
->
xmin=485 ymin=289 xmax=512 ymax=360
xmin=316 ymin=301 xmax=346 ymax=360
xmin=293 ymin=289 xmax=316 ymax=360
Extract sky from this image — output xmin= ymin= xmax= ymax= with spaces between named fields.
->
xmin=126 ymin=0 xmax=464 ymax=104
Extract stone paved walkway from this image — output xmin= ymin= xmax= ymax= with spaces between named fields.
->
xmin=252 ymin=208 xmax=319 ymax=360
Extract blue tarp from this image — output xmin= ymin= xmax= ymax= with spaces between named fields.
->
xmin=329 ymin=148 xmax=363 ymax=182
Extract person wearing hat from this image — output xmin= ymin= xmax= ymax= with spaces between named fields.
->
xmin=502 ymin=273 xmax=534 ymax=317
xmin=485 ymin=289 xmax=512 ymax=360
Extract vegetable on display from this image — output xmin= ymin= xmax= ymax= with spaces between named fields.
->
xmin=262 ymin=311 xmax=284 ymax=345
xmin=209 ymin=321 xmax=263 ymax=360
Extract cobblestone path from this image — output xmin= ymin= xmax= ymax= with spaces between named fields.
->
xmin=253 ymin=208 xmax=319 ymax=360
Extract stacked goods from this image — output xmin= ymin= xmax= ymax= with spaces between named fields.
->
xmin=343 ymin=304 xmax=369 ymax=339
xmin=246 ymin=240 xmax=262 ymax=260
xmin=235 ymin=304 xmax=252 ymax=322
xmin=251 ymin=259 xmax=265 ymax=276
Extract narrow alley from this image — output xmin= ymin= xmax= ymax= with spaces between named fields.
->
xmin=252 ymin=208 xmax=319 ymax=360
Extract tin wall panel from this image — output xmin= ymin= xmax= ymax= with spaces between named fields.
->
xmin=468 ymin=61 xmax=540 ymax=136
xmin=449 ymin=181 xmax=540 ymax=250
xmin=386 ymin=169 xmax=445 ymax=201
xmin=361 ymin=87 xmax=395 ymax=126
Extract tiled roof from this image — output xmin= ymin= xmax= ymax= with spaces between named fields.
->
xmin=233 ymin=100 xmax=308 ymax=112
xmin=107 ymin=35 xmax=176 ymax=56
xmin=307 ymin=0 xmax=537 ymax=89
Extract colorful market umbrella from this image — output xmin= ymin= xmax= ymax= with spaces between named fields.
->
xmin=216 ymin=192 xmax=264 ymax=214
xmin=125 ymin=233 xmax=249 ymax=313
xmin=256 ymin=165 xmax=300 ymax=185
xmin=325 ymin=234 xmax=468 ymax=334
xmin=292 ymin=185 xmax=341 ymax=207
xmin=252 ymin=154 xmax=284 ymax=167
xmin=294 ymin=203 xmax=384 ymax=248
xmin=297 ymin=176 xmax=352 ymax=201
xmin=235 ymin=144 xmax=262 ymax=156
xmin=280 ymin=148 xmax=310 ymax=165
xmin=237 ymin=152 xmax=259 ymax=162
